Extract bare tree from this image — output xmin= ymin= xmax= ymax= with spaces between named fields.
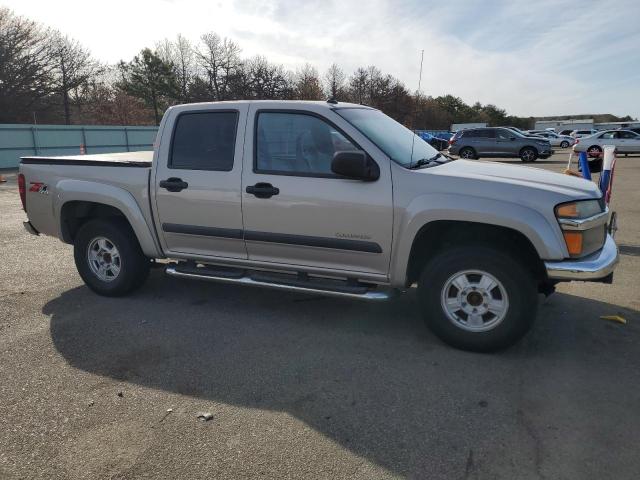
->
xmin=295 ymin=63 xmax=323 ymax=100
xmin=197 ymin=32 xmax=242 ymax=100
xmin=366 ymin=65 xmax=383 ymax=106
xmin=50 ymin=32 xmax=99 ymax=124
xmin=323 ymin=63 xmax=345 ymax=100
xmin=156 ymin=34 xmax=194 ymax=102
xmin=0 ymin=8 xmax=55 ymax=122
xmin=347 ymin=67 xmax=369 ymax=105
xmin=240 ymin=56 xmax=293 ymax=100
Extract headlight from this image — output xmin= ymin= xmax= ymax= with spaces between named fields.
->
xmin=555 ymin=199 xmax=602 ymax=219
xmin=555 ymin=200 xmax=606 ymax=257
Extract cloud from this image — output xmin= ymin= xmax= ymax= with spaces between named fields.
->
xmin=3 ymin=0 xmax=639 ymax=118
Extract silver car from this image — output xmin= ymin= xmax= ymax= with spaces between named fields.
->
xmin=573 ymin=129 xmax=640 ymax=157
xmin=527 ymin=131 xmax=575 ymax=148
xmin=448 ymin=127 xmax=552 ymax=162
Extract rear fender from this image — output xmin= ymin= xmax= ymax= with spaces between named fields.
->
xmin=54 ymin=179 xmax=161 ymax=257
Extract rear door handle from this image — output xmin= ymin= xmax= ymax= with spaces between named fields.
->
xmin=246 ymin=182 xmax=279 ymax=199
xmin=159 ymin=177 xmax=188 ymax=192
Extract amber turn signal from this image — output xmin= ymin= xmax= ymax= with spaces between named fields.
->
xmin=556 ymin=203 xmax=578 ymax=218
xmin=563 ymin=231 xmax=583 ymax=256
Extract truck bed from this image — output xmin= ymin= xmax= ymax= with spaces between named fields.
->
xmin=19 ymin=151 xmax=155 ymax=246
xmin=21 ymin=151 xmax=153 ymax=168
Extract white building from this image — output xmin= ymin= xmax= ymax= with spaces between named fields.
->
xmin=534 ymin=119 xmax=594 ymax=132
xmin=594 ymin=121 xmax=640 ymax=131
xmin=450 ymin=122 xmax=487 ymax=132
xmin=535 ymin=118 xmax=640 ymax=132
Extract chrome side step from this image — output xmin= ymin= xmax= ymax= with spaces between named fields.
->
xmin=165 ymin=266 xmax=392 ymax=301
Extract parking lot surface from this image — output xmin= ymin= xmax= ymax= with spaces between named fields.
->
xmin=1 ymin=151 xmax=639 ymax=479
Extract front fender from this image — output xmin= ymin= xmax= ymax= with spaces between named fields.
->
xmin=390 ymin=193 xmax=567 ymax=287
xmin=54 ymin=179 xmax=161 ymax=257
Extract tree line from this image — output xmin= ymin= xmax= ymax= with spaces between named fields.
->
xmin=1 ymin=7 xmax=635 ymax=129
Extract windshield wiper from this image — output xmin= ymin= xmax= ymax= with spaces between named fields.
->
xmin=409 ymin=152 xmax=451 ymax=169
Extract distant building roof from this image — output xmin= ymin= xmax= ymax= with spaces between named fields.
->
xmin=536 ymin=119 xmax=594 ymax=125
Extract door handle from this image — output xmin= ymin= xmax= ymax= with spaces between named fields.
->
xmin=159 ymin=177 xmax=189 ymax=192
xmin=246 ymin=182 xmax=279 ymax=199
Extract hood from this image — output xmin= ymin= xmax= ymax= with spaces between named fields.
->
xmin=431 ymin=159 xmax=600 ymax=198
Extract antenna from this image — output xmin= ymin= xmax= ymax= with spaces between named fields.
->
xmin=409 ymin=49 xmax=425 ymax=167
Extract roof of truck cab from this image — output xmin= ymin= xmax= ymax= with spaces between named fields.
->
xmin=168 ymin=100 xmax=375 ymax=111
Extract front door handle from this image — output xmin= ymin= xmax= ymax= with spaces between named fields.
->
xmin=159 ymin=177 xmax=189 ymax=192
xmin=246 ymin=182 xmax=279 ymax=199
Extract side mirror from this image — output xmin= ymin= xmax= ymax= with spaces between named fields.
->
xmin=331 ymin=151 xmax=380 ymax=181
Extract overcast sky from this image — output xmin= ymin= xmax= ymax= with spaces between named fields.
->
xmin=3 ymin=0 xmax=639 ymax=119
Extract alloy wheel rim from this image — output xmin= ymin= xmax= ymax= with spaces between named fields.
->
xmin=522 ymin=150 xmax=534 ymax=161
xmin=440 ymin=270 xmax=509 ymax=332
xmin=87 ymin=236 xmax=121 ymax=282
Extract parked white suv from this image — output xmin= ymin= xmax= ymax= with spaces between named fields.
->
xmin=571 ymin=129 xmax=598 ymax=138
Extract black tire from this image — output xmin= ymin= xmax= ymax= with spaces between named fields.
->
xmin=560 ymin=141 xmax=570 ymax=148
xmin=459 ymin=147 xmax=477 ymax=159
xmin=74 ymin=218 xmax=150 ymax=297
xmin=587 ymin=145 xmax=602 ymax=158
xmin=519 ymin=147 xmax=538 ymax=162
xmin=417 ymin=246 xmax=538 ymax=352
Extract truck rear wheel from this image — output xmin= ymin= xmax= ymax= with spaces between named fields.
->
xmin=417 ymin=246 xmax=538 ymax=352
xmin=74 ymin=218 xmax=150 ymax=297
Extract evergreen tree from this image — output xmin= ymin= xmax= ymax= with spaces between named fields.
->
xmin=117 ymin=48 xmax=179 ymax=125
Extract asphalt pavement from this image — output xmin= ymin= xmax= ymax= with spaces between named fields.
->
xmin=1 ymin=152 xmax=639 ymax=479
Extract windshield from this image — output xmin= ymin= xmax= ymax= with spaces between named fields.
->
xmin=508 ymin=128 xmax=527 ymax=137
xmin=335 ymin=108 xmax=440 ymax=168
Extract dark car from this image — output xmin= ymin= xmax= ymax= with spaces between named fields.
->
xmin=448 ymin=127 xmax=552 ymax=162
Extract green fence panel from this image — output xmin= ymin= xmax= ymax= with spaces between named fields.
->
xmin=126 ymin=128 xmax=158 ymax=148
xmin=0 ymin=124 xmax=158 ymax=169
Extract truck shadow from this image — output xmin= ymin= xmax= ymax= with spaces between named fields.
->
xmin=45 ymin=271 xmax=640 ymax=478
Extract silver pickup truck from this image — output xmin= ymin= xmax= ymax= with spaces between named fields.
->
xmin=18 ymin=100 xmax=619 ymax=351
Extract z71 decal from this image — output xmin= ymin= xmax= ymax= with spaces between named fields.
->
xmin=29 ymin=182 xmax=49 ymax=194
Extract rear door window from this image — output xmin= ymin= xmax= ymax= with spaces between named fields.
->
xmin=618 ymin=131 xmax=637 ymax=139
xmin=469 ymin=129 xmax=494 ymax=138
xmin=170 ymin=111 xmax=239 ymax=171
xmin=495 ymin=129 xmax=512 ymax=140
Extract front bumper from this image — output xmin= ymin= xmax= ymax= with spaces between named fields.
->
xmin=544 ymin=234 xmax=618 ymax=281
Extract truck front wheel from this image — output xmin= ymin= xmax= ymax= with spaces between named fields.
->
xmin=74 ymin=218 xmax=150 ymax=297
xmin=417 ymin=246 xmax=538 ymax=352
